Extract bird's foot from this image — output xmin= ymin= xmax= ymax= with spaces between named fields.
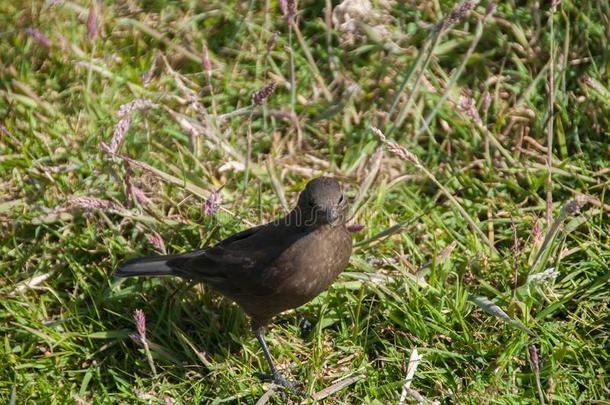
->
xmin=256 ymin=371 xmax=304 ymax=394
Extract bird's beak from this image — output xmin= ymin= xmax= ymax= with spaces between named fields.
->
xmin=325 ymin=208 xmax=338 ymax=226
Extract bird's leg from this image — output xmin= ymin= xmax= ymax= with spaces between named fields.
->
xmin=254 ymin=326 xmax=303 ymax=391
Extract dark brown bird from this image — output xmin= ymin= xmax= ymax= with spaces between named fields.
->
xmin=116 ymin=177 xmax=352 ymax=389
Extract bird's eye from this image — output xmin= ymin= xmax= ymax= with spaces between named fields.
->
xmin=308 ymin=200 xmax=315 ymax=207
xmin=338 ymin=194 xmax=344 ymax=204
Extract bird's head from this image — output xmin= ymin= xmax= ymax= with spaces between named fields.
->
xmin=297 ymin=176 xmax=347 ymax=227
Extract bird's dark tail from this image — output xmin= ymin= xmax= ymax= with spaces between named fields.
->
xmin=115 ymin=255 xmax=175 ymax=278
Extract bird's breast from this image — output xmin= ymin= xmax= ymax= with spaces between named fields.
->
xmin=276 ymin=226 xmax=352 ymax=300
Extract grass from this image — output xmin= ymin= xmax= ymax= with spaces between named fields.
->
xmin=1 ymin=0 xmax=609 ymax=403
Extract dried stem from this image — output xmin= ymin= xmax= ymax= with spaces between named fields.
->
xmin=291 ymin=22 xmax=332 ymax=101
xmin=388 ymin=30 xmax=441 ymax=135
xmin=415 ymin=6 xmax=495 ymax=139
xmin=387 ymin=0 xmax=476 ymax=134
xmin=287 ymin=25 xmax=296 ymax=116
xmin=546 ymin=3 xmax=557 ymax=227
xmin=372 ymin=127 xmax=498 ymax=256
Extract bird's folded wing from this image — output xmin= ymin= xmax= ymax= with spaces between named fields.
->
xmin=167 ymin=220 xmax=307 ymax=289
xmin=166 ymin=226 xmax=263 ymax=277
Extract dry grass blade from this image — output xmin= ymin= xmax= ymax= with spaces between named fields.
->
xmin=546 ymin=2 xmax=557 ymax=228
xmin=0 ymin=198 xmax=25 ymax=214
xmin=372 ymin=127 xmax=498 ymax=256
xmin=266 ymin=159 xmax=290 ymax=212
xmin=349 ymin=147 xmax=383 ymax=218
xmin=387 ymin=24 xmax=439 ymax=127
xmin=415 ymin=7 xmax=495 ymax=139
xmin=398 ymin=347 xmax=422 ymax=405
xmin=291 ymin=23 xmax=332 ymax=101
xmin=354 ymin=215 xmax=423 ymax=248
xmin=310 ymin=374 xmax=364 ymax=401
xmin=343 ymin=271 xmax=394 ymax=285
xmin=416 ymin=240 xmax=457 ymax=276
xmin=174 ymin=328 xmax=214 ymax=369
xmin=389 ymin=1 xmax=476 ymax=133
xmin=113 ymin=154 xmax=254 ymax=226
xmin=9 ymin=273 xmax=52 ymax=296
xmin=112 ymin=154 xmax=209 ymax=199
xmin=119 ymin=18 xmax=202 ymax=64
xmin=161 ymin=55 xmax=207 ymax=119
xmin=162 ymin=108 xmax=244 ymax=162
xmin=255 ymin=387 xmax=276 ymax=405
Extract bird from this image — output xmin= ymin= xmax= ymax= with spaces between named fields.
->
xmin=115 ymin=176 xmax=353 ymax=389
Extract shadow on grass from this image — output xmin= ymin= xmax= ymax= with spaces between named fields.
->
xmin=101 ymin=276 xmax=250 ymax=373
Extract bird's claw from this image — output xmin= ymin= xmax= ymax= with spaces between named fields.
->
xmin=256 ymin=372 xmax=304 ymax=394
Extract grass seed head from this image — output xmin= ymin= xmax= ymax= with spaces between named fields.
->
xmin=146 ymin=232 xmax=166 ymax=253
xmin=108 ymin=117 xmax=131 ymax=153
xmin=446 ymin=1 xmax=475 ymax=27
xmin=371 ymin=127 xmax=422 ymax=168
xmin=458 ymin=90 xmax=482 ymax=124
xmin=131 ymin=186 xmax=151 ymax=206
xmin=280 ymin=0 xmax=297 ymax=21
xmin=133 ymin=309 xmax=147 ymax=342
xmin=68 ymin=196 xmax=118 ymax=210
xmin=26 ymin=28 xmax=52 ymax=48
xmin=87 ymin=2 xmax=98 ymax=40
xmin=141 ymin=59 xmax=156 ymax=86
xmin=528 ymin=345 xmax=540 ymax=372
xmin=202 ymin=44 xmax=212 ymax=78
xmin=117 ymin=99 xmax=155 ymax=118
xmin=204 ymin=188 xmax=221 ymax=217
xmin=252 ymin=81 xmax=277 ymax=106
xmin=266 ymin=32 xmax=279 ymax=53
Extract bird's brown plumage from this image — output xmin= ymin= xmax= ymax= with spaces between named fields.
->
xmin=116 ymin=176 xmax=352 ymax=389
